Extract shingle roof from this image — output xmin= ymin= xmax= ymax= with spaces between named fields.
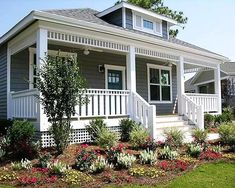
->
xmin=43 ymin=8 xmax=224 ymax=57
xmin=221 ymin=62 xmax=235 ymax=75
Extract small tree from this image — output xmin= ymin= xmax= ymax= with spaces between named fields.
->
xmin=36 ymin=54 xmax=87 ymax=153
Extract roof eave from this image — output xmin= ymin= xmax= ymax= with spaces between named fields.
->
xmin=0 ymin=11 xmax=35 ymax=45
xmin=0 ymin=10 xmax=229 ymax=62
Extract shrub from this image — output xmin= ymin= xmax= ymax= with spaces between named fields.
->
xmin=187 ymin=144 xmax=203 ymax=158
xmin=119 ymin=119 xmax=138 ymax=142
xmin=164 ymin=128 xmax=184 ymax=148
xmin=204 ymin=114 xmax=215 ymax=129
xmin=159 ymin=160 xmax=188 ymax=171
xmin=139 ymin=136 xmax=158 ymax=151
xmin=36 ymin=55 xmax=87 ymax=154
xmin=76 ymin=148 xmax=98 ymax=171
xmin=38 ymin=153 xmax=51 ymax=168
xmin=0 ymin=119 xmax=13 ymax=136
xmin=106 ymin=143 xmax=128 ymax=164
xmin=139 ymin=149 xmax=158 ymax=165
xmin=8 ymin=120 xmax=36 ymax=158
xmin=95 ymin=127 xmax=118 ymax=148
xmin=0 ymin=146 xmax=5 ymax=161
xmin=222 ymin=107 xmax=233 ymax=123
xmin=11 ymin=158 xmax=32 ymax=171
xmin=86 ymin=118 xmax=107 ymax=140
xmin=116 ymin=153 xmax=136 ymax=169
xmin=218 ymin=124 xmax=235 ymax=148
xmin=211 ymin=145 xmax=221 ymax=154
xmin=129 ymin=124 xmax=149 ymax=149
xmin=192 ymin=128 xmax=208 ymax=144
xmin=199 ymin=150 xmax=222 ymax=160
xmin=47 ymin=159 xmax=69 ymax=176
xmin=159 ymin=146 xmax=178 ymax=160
xmin=89 ymin=156 xmax=111 ymax=173
xmin=63 ymin=169 xmax=93 ymax=186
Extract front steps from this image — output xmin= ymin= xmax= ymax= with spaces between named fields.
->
xmin=155 ymin=115 xmax=195 ymax=143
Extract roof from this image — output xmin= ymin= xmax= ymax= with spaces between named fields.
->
xmin=0 ymin=6 xmax=229 ymax=61
xmin=186 ymin=62 xmax=235 ymax=87
xmin=42 ymin=8 xmax=225 ymax=58
xmin=221 ymin=62 xmax=235 ymax=75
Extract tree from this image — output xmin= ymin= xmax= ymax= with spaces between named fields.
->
xmin=116 ymin=0 xmax=188 ymax=37
xmin=36 ymin=54 xmax=87 ymax=153
xmin=222 ymin=79 xmax=234 ymax=107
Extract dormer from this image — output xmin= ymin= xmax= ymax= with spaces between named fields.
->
xmin=97 ymin=1 xmax=177 ymax=39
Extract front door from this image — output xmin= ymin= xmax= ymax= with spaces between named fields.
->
xmin=107 ymin=70 xmax=123 ymax=90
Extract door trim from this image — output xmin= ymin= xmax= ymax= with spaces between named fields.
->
xmin=104 ymin=64 xmax=126 ymax=90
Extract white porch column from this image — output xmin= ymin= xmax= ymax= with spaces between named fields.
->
xmin=36 ymin=28 xmax=48 ymax=131
xmin=126 ymin=46 xmax=136 ymax=118
xmin=177 ymin=56 xmax=185 ymax=115
xmin=126 ymin=45 xmax=136 ymax=92
xmin=214 ymin=64 xmax=222 ymax=114
xmin=7 ymin=47 xmax=12 ymax=119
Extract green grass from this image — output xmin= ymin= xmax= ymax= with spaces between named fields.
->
xmin=106 ymin=161 xmax=235 ymax=188
xmin=0 ymin=185 xmax=14 ymax=188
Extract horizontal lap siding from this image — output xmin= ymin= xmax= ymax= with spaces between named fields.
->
xmin=11 ymin=49 xmax=29 ymax=91
xmin=136 ymin=57 xmax=177 ymax=115
xmin=48 ymin=44 xmax=126 ymax=89
xmin=102 ymin=9 xmax=122 ymax=27
xmin=0 ymin=44 xmax=7 ymax=119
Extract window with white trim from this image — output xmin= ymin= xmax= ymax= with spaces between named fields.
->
xmin=133 ymin=12 xmax=162 ymax=36
xmin=148 ymin=64 xmax=172 ymax=103
xmin=29 ymin=48 xmax=77 ymax=89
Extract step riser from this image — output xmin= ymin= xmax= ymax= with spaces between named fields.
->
xmin=156 ymin=116 xmax=183 ymax=123
xmin=156 ymin=122 xmax=186 ymax=128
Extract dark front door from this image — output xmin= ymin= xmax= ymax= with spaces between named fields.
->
xmin=107 ymin=70 xmax=123 ymax=90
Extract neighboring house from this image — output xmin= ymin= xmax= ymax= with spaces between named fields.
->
xmin=0 ymin=2 xmax=229 ymax=146
xmin=185 ymin=62 xmax=235 ymax=106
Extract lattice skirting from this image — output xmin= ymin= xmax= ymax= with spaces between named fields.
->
xmin=35 ymin=126 xmax=121 ymax=148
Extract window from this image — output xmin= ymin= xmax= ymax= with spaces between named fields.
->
xmin=134 ymin=12 xmax=162 ymax=36
xmin=143 ymin=19 xmax=153 ymax=30
xmin=148 ymin=64 xmax=172 ymax=103
xmin=29 ymin=48 xmax=77 ymax=89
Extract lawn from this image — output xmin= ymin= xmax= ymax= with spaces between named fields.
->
xmin=106 ymin=161 xmax=235 ymax=188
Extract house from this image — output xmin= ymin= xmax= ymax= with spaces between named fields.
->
xmin=185 ymin=62 xmax=235 ymax=106
xmin=0 ymin=2 xmax=229 ymax=147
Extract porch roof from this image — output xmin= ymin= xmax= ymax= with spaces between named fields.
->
xmin=0 ymin=7 xmax=229 ymax=62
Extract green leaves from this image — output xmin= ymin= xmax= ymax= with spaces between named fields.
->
xmin=36 ymin=55 xmax=88 ymax=153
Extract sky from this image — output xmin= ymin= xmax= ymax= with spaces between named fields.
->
xmin=1 ymin=0 xmax=235 ymax=61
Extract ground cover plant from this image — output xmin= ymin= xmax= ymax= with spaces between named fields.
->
xmin=1 ymin=120 xmax=235 ymax=188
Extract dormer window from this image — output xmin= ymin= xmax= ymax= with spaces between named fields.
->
xmin=133 ymin=12 xmax=162 ymax=36
xmin=143 ymin=20 xmax=153 ymax=30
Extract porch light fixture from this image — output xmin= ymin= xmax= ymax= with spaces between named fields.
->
xmin=83 ymin=48 xmax=90 ymax=55
xmin=98 ymin=65 xmax=105 ymax=73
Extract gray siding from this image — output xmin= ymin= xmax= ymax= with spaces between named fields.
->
xmin=11 ymin=49 xmax=29 ymax=91
xmin=126 ymin=8 xmax=133 ymax=29
xmin=136 ymin=57 xmax=177 ymax=115
xmin=102 ymin=9 xmax=122 ymax=27
xmin=49 ymin=44 xmax=126 ymax=89
xmin=0 ymin=44 xmax=7 ymax=119
xmin=162 ymin=21 xmax=168 ymax=39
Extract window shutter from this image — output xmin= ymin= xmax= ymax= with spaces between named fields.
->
xmin=156 ymin=22 xmax=161 ymax=33
xmin=136 ymin=15 xmax=141 ymax=27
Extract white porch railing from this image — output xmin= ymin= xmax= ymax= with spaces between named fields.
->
xmin=185 ymin=93 xmax=219 ymax=113
xmin=77 ymin=89 xmax=130 ymax=118
xmin=131 ymin=92 xmax=156 ymax=137
xmin=182 ymin=94 xmax=204 ymax=129
xmin=11 ymin=89 xmax=130 ymax=120
xmin=11 ymin=89 xmax=39 ymax=119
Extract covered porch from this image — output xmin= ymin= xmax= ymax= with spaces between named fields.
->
xmin=7 ymin=23 xmax=222 ymax=144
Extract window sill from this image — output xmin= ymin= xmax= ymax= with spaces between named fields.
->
xmin=149 ymin=101 xmax=172 ymax=104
